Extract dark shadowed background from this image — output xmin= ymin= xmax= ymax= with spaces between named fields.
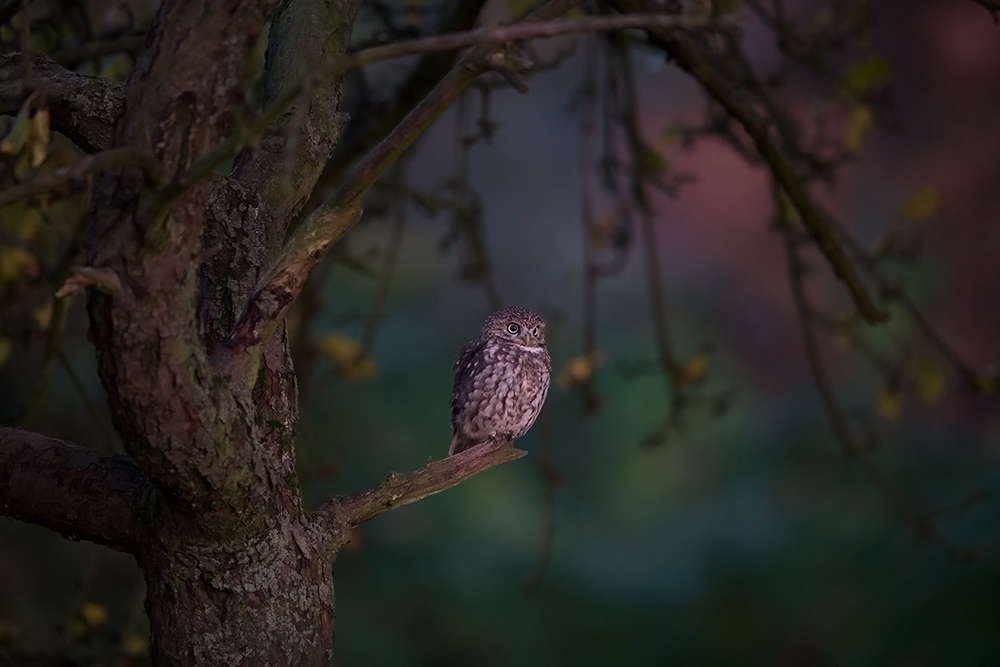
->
xmin=2 ymin=0 xmax=999 ymax=664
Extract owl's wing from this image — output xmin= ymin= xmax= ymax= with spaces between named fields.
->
xmin=450 ymin=338 xmax=485 ymax=413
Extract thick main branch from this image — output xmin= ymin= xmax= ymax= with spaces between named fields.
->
xmin=0 ymin=54 xmax=123 ymax=153
xmin=0 ymin=426 xmax=153 ymax=552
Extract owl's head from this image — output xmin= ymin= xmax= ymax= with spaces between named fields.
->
xmin=482 ymin=306 xmax=547 ymax=348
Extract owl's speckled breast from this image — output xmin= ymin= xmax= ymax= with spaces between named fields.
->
xmin=451 ymin=340 xmax=550 ymax=447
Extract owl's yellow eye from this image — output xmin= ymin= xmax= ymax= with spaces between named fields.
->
xmin=507 ymin=323 xmax=520 ymax=334
xmin=531 ymin=326 xmax=539 ymax=336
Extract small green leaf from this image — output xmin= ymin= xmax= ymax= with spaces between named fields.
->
xmin=843 ymin=104 xmax=873 ymax=154
xmin=507 ymin=0 xmax=537 ymax=15
xmin=902 ymin=187 xmax=939 ymax=220
xmin=636 ymin=143 xmax=667 ymax=179
xmin=911 ymin=356 xmax=946 ymax=404
xmin=840 ymin=56 xmax=891 ymax=96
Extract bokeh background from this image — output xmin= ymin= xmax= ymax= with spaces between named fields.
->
xmin=2 ymin=0 xmax=1000 ymax=665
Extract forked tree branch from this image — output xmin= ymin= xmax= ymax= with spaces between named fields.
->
xmin=315 ymin=439 xmax=526 ymax=536
xmin=0 ymin=426 xmax=154 ymax=553
xmin=215 ymin=3 xmax=734 ymax=369
xmin=211 ymin=0 xmax=579 ymax=365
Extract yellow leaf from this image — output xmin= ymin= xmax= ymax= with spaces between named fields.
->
xmin=659 ymin=122 xmax=686 ymax=149
xmin=0 ymin=201 xmax=42 ymax=240
xmin=911 ymin=356 xmax=946 ymax=404
xmin=34 ymin=299 xmax=53 ymax=330
xmin=316 ymin=334 xmax=377 ymax=379
xmin=0 ymin=245 xmax=39 ymax=284
xmin=80 ymin=602 xmax=108 ymax=628
xmin=678 ymin=353 xmax=709 ymax=387
xmin=876 ymin=385 xmax=902 ymax=420
xmin=902 ymin=187 xmax=939 ymax=220
xmin=0 ymin=99 xmax=32 ymax=155
xmin=28 ymin=108 xmax=50 ymax=168
xmin=507 ymin=0 xmax=539 ymax=15
xmin=588 ymin=211 xmax=617 ymax=252
xmin=0 ymin=337 xmax=11 ymax=368
xmin=556 ymin=351 xmax=603 ymax=391
xmin=121 ymin=634 xmax=149 ymax=656
xmin=843 ymin=104 xmax=873 ymax=155
xmin=67 ymin=618 xmax=88 ymax=639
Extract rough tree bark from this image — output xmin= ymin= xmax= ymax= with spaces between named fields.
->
xmin=81 ymin=0 xmax=359 ymax=661
xmin=0 ymin=0 xmax=567 ymax=663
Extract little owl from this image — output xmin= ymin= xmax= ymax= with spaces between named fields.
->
xmin=449 ymin=306 xmax=551 ymax=455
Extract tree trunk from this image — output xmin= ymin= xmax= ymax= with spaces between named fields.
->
xmin=141 ymin=504 xmax=338 ymax=665
xmin=81 ymin=0 xmax=361 ymax=662
xmin=1 ymin=0 xmax=543 ymax=662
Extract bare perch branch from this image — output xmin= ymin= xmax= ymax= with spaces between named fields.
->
xmin=0 ymin=147 xmax=161 ymax=207
xmin=0 ymin=426 xmax=153 ymax=553
xmin=318 ymin=439 xmax=526 ymax=530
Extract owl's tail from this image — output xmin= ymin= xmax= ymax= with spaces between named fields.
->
xmin=448 ymin=435 xmax=469 ymax=457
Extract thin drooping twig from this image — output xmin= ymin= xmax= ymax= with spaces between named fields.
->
xmin=301 ymin=0 xmax=488 ymax=219
xmin=572 ymin=36 xmax=602 ymax=413
xmin=777 ymin=185 xmax=977 ymax=562
xmin=161 ymin=9 xmax=731 ymax=216
xmin=0 ymin=147 xmax=162 ymax=206
xmin=604 ymin=33 xmax=693 ymax=442
xmin=217 ymin=0 xmax=609 ymax=366
xmin=11 ymin=296 xmax=70 ymax=427
xmin=317 ymin=439 xmax=526 ymax=531
xmin=359 ymin=156 xmax=410 ymax=353
xmin=524 ymin=408 xmax=560 ymax=591
xmin=446 ymin=90 xmax=503 ymax=310
xmin=335 ymin=13 xmax=737 ymax=72
xmin=836 ymin=232 xmax=988 ymax=393
xmin=57 ymin=350 xmax=122 ymax=452
xmin=610 ymin=0 xmax=884 ymax=325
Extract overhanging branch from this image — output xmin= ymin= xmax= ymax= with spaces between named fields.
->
xmin=0 ymin=147 xmax=162 ymax=207
xmin=214 ymin=2 xmax=730 ymax=369
xmin=610 ymin=0 xmax=886 ymax=325
xmin=0 ymin=426 xmax=154 ymax=553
